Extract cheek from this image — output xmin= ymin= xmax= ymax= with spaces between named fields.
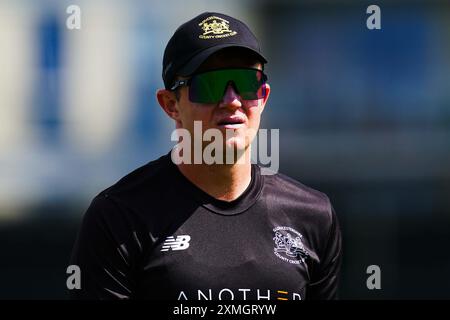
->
xmin=179 ymin=92 xmax=212 ymax=122
xmin=192 ymin=105 xmax=215 ymax=122
xmin=245 ymin=103 xmax=263 ymax=125
xmin=179 ymin=104 xmax=215 ymax=129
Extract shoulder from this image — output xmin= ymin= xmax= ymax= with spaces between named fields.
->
xmin=263 ymin=170 xmax=331 ymax=209
xmin=80 ymin=154 xmax=173 ymax=236
xmin=262 ymin=169 xmax=335 ymax=227
xmin=100 ymin=153 xmax=172 ymax=198
xmin=83 ymin=153 xmax=174 ymax=221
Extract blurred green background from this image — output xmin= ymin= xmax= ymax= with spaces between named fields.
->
xmin=0 ymin=0 xmax=449 ymax=299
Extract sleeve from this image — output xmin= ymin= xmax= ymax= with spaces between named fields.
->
xmin=68 ymin=194 xmax=138 ymax=300
xmin=307 ymin=204 xmax=343 ymax=300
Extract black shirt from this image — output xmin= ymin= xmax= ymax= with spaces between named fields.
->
xmin=69 ymin=152 xmax=342 ymax=300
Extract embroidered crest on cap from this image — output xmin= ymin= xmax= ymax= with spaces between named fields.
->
xmin=198 ymin=16 xmax=237 ymax=39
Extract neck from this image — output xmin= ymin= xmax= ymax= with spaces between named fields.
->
xmin=176 ymin=150 xmax=252 ymax=202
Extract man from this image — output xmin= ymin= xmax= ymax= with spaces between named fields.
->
xmin=69 ymin=12 xmax=342 ymax=300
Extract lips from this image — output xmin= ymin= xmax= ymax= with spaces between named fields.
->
xmin=217 ymin=116 xmax=246 ymax=126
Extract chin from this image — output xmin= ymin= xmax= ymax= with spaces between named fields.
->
xmin=224 ymin=136 xmax=248 ymax=151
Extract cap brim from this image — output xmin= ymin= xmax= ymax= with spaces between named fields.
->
xmin=177 ymin=44 xmax=267 ymax=76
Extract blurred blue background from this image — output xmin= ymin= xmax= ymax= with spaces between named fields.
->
xmin=0 ymin=0 xmax=449 ymax=299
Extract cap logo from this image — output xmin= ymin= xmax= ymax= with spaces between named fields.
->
xmin=198 ymin=16 xmax=237 ymax=39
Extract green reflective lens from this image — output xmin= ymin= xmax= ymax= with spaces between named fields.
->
xmin=188 ymin=68 xmax=267 ymax=104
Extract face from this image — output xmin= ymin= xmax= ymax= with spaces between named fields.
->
xmin=157 ymin=48 xmax=271 ymax=154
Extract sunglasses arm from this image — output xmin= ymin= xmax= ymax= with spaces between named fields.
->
xmin=170 ymin=80 xmax=189 ymax=91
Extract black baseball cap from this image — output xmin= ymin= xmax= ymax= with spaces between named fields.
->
xmin=162 ymin=12 xmax=267 ymax=89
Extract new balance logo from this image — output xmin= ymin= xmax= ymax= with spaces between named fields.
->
xmin=161 ymin=235 xmax=191 ymax=252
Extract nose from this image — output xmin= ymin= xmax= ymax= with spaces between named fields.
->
xmin=219 ymin=83 xmax=242 ymax=109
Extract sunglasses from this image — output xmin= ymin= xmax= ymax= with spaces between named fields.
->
xmin=170 ymin=68 xmax=268 ymax=104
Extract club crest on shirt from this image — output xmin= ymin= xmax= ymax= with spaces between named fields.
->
xmin=273 ymin=226 xmax=309 ymax=264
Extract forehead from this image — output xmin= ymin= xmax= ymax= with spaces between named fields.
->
xmin=196 ymin=47 xmax=263 ymax=73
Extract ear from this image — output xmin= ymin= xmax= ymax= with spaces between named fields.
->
xmin=260 ymin=83 xmax=271 ymax=112
xmin=156 ymin=89 xmax=180 ymax=121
